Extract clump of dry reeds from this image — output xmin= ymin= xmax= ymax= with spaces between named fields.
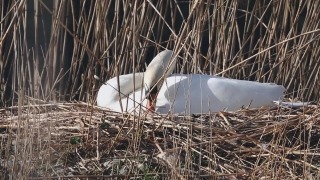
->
xmin=1 ymin=0 xmax=320 ymax=179
xmin=1 ymin=0 xmax=319 ymax=104
xmin=1 ymin=102 xmax=320 ymax=179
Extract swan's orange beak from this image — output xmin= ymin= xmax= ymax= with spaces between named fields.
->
xmin=146 ymin=93 xmax=157 ymax=112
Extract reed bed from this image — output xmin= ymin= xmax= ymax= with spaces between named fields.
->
xmin=1 ymin=0 xmax=320 ymax=179
xmin=1 ymin=0 xmax=319 ymax=105
xmin=1 ymin=101 xmax=320 ymax=179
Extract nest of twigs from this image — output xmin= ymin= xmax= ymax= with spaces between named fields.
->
xmin=1 ymin=102 xmax=320 ymax=179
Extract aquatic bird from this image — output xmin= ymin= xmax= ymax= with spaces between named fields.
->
xmin=97 ymin=50 xmax=285 ymax=114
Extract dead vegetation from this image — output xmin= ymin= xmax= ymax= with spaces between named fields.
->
xmin=1 ymin=0 xmax=320 ymax=104
xmin=1 ymin=102 xmax=320 ymax=179
xmin=1 ymin=0 xmax=320 ymax=179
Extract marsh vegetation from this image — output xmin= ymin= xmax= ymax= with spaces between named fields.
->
xmin=0 ymin=0 xmax=319 ymax=179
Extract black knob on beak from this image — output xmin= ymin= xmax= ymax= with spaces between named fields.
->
xmin=145 ymin=85 xmax=158 ymax=100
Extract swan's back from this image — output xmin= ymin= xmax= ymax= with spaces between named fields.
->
xmin=156 ymin=74 xmax=285 ymax=114
xmin=207 ymin=76 xmax=285 ymax=110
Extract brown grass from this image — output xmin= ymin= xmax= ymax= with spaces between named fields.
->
xmin=1 ymin=0 xmax=320 ymax=179
xmin=1 ymin=102 xmax=320 ymax=179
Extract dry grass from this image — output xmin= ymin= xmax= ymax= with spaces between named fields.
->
xmin=1 ymin=102 xmax=320 ymax=179
xmin=1 ymin=0 xmax=320 ymax=104
xmin=1 ymin=0 xmax=320 ymax=179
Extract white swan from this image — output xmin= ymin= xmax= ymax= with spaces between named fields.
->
xmin=97 ymin=50 xmax=285 ymax=114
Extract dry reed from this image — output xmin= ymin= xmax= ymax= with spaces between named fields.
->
xmin=1 ymin=0 xmax=320 ymax=179
xmin=1 ymin=102 xmax=320 ymax=179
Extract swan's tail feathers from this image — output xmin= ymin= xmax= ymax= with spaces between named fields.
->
xmin=274 ymin=101 xmax=312 ymax=108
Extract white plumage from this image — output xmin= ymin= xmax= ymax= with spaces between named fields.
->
xmin=97 ymin=50 xmax=285 ymax=114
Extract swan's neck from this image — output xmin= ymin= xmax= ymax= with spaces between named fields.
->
xmin=143 ymin=50 xmax=175 ymax=112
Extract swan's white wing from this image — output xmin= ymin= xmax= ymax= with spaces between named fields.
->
xmin=156 ymin=74 xmax=224 ymax=114
xmin=207 ymin=77 xmax=285 ymax=111
xmin=156 ymin=74 xmax=285 ymax=114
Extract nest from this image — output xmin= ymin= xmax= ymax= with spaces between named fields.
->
xmin=1 ymin=102 xmax=320 ymax=179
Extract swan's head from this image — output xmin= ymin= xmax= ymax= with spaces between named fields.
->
xmin=144 ymin=50 xmax=175 ymax=112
